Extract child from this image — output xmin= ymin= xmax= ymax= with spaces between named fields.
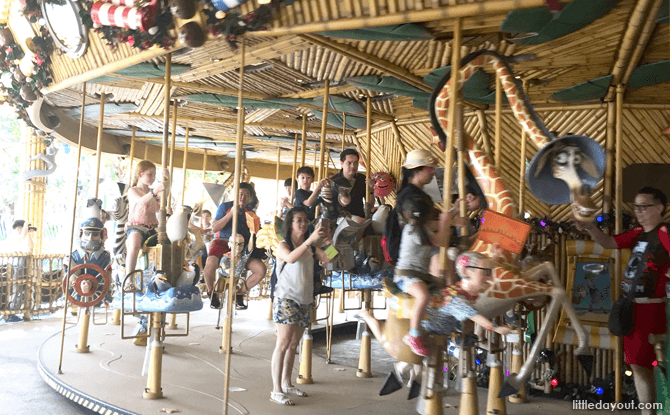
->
xmin=294 ymin=166 xmax=328 ymax=221
xmin=126 ymin=160 xmax=169 ymax=273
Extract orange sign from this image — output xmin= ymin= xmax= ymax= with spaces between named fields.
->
xmin=478 ymin=210 xmax=531 ymax=254
xmin=246 ymin=211 xmax=261 ymax=234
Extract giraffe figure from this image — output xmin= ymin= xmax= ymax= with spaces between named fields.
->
xmin=430 ymin=49 xmax=606 ymax=222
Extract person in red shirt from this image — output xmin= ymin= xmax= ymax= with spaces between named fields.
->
xmin=574 ymin=187 xmax=669 ymax=415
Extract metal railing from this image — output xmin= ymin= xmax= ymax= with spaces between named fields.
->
xmin=0 ymin=253 xmax=65 ymax=319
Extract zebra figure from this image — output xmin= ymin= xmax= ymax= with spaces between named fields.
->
xmin=110 ymin=194 xmax=128 ymax=291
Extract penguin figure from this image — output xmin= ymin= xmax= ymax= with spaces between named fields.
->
xmin=167 ymin=205 xmax=192 ymax=242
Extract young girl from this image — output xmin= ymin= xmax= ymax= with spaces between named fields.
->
xmin=394 ymin=149 xmax=452 ymax=356
xmin=126 ymin=160 xmax=169 ymax=274
xmin=271 ymin=207 xmax=330 ymax=405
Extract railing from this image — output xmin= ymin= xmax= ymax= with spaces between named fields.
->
xmin=0 ymin=253 xmax=65 ymax=320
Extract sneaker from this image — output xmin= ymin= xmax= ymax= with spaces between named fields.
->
xmin=403 ymin=334 xmax=431 ymax=356
xmin=235 ymin=295 xmax=248 ymax=310
xmin=210 ymin=293 xmax=221 ymax=309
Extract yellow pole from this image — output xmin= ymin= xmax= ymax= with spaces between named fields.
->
xmin=318 ymin=80 xmax=330 ymax=181
xmin=93 ymin=93 xmax=105 ymax=199
xmin=603 ymin=101 xmax=615 ymax=217
xmin=275 ymin=148 xmax=282 ymax=214
xmin=180 ymin=123 xmax=190 ymax=206
xmin=494 ymin=75 xmax=502 ymax=168
xmin=202 ymin=149 xmax=208 ymax=198
xmin=143 ymin=53 xmax=171 ymax=400
xmin=57 ymin=83 xmax=87 ymax=373
xmin=518 ymin=81 xmax=528 ymax=217
xmin=222 ymin=38 xmax=246 ymax=415
xmin=291 ymin=134 xmax=298 ymax=197
xmin=437 ymin=18 xmax=462 ymax=276
xmin=614 ymin=84 xmax=624 ymax=403
xmin=300 ymin=115 xmax=307 ymax=167
xmin=341 ymin=112 xmax=346 ymax=152
xmin=366 ymin=96 xmax=372 ymax=216
xmin=144 ymin=140 xmax=149 ymax=160
xmin=129 ymin=126 xmax=136 ymax=186
xmin=168 ymin=100 xmax=178 ymax=202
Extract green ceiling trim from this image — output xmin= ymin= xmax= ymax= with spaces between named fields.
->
xmin=317 ymin=24 xmax=434 ymax=41
xmin=186 ymin=94 xmax=294 ymax=109
xmin=311 ymin=110 xmax=367 ymax=130
xmin=657 ymin=0 xmax=668 ymax=23
xmin=345 ymin=75 xmax=427 ymax=100
xmin=628 ymin=60 xmax=670 ymax=89
xmin=105 ymin=129 xmax=214 ymax=142
xmin=423 ymin=67 xmax=508 ymax=105
xmin=312 ymin=95 xmax=366 ymax=115
xmin=66 ymin=103 xmax=137 ymax=118
xmin=501 ymin=0 xmax=618 ymax=45
xmin=548 ymin=75 xmax=612 ymax=102
xmin=90 ymin=63 xmax=192 ymax=83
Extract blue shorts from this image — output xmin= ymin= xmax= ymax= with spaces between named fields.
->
xmin=126 ymin=225 xmax=157 ymax=243
xmin=394 ymin=275 xmax=425 ymax=292
xmin=273 ymin=298 xmax=312 ymax=328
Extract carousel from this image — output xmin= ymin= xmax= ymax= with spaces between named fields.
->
xmin=1 ymin=0 xmax=670 ymax=414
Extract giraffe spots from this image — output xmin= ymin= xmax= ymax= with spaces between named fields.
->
xmin=508 ymin=96 xmax=516 ymax=107
xmin=509 ymin=288 xmax=524 ymax=297
xmin=499 ymin=281 xmax=513 ymax=291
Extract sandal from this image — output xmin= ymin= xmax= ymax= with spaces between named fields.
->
xmin=282 ymin=386 xmax=308 ymax=397
xmin=270 ymin=391 xmax=294 ymax=405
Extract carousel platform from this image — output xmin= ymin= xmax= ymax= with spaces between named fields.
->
xmin=19 ymin=297 xmax=622 ymax=414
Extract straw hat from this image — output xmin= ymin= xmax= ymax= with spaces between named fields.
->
xmin=402 ymin=149 xmax=438 ymax=169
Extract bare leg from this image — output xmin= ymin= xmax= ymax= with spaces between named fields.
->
xmin=240 ymin=258 xmax=267 ymax=294
xmin=281 ymin=326 xmax=303 ymax=389
xmin=631 ymin=364 xmax=656 ymax=415
xmin=204 ymin=254 xmax=221 ymax=292
xmin=125 ymin=232 xmax=142 ymax=274
xmin=405 ymin=281 xmax=429 ymax=333
xmin=357 ymin=309 xmax=382 ymax=341
xmin=271 ymin=323 xmax=298 ymax=395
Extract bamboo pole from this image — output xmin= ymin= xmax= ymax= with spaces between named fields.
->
xmin=603 ymin=101 xmax=615 ymax=218
xmin=319 ymin=80 xmax=330 ymax=181
xmin=476 ymin=109 xmax=493 ymax=161
xmin=222 ymin=39 xmax=246 ymax=415
xmin=57 ymin=82 xmax=87 ymax=374
xmin=438 ymin=18 xmax=462 ymax=276
xmin=300 ymin=115 xmax=307 ymax=167
xmin=621 ymin=0 xmax=663 ymax=84
xmin=614 ymin=84 xmax=624 ymax=404
xmin=518 ymin=82 xmax=528 ymax=216
xmin=144 ymin=141 xmax=149 ymax=159
xmin=249 ymin=0 xmax=552 ymax=38
xmin=291 ymin=133 xmax=298 ymax=198
xmin=366 ymin=96 xmax=372 ymax=216
xmin=275 ymin=148 xmax=282 ymax=214
xmin=494 ymin=75 xmax=501 ymax=168
xmin=456 ymin=103 xmax=466 ymax=219
xmin=128 ymin=127 xmax=136 ymax=185
xmin=341 ymin=112 xmax=346 ymax=152
xmin=94 ymin=93 xmax=106 ymax=198
xmin=390 ymin=120 xmax=407 ymax=158
xmin=168 ymin=100 xmax=178 ymax=202
xmin=158 ymin=57 xmax=172 ymax=245
xmin=180 ymin=123 xmax=190 ymax=205
xmin=112 ymin=76 xmax=270 ymax=100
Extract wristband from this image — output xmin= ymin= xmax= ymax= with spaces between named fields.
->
xmin=152 ymin=190 xmax=159 ymax=200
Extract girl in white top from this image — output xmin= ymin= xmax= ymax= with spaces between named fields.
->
xmin=271 ymin=207 xmax=330 ymax=405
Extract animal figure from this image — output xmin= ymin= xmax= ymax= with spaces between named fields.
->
xmin=358 ymin=49 xmax=594 ymax=400
xmin=166 ymin=205 xmax=192 ymax=242
xmin=372 ymin=171 xmax=396 ymax=199
xmin=429 ymin=49 xmax=605 ymax=222
xmin=20 ymin=142 xmax=58 ymax=181
xmin=110 ymin=194 xmax=129 ymax=290
xmin=318 ymin=177 xmax=353 ymax=228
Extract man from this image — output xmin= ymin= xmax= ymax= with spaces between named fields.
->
xmin=9 ymin=219 xmax=34 ymax=253
xmin=204 ymin=183 xmax=266 ymax=310
xmin=332 ymin=148 xmax=374 ymax=221
xmin=573 ymin=187 xmax=669 ymax=415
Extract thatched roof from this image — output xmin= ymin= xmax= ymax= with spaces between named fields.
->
xmin=2 ymin=0 xmax=669 ymax=217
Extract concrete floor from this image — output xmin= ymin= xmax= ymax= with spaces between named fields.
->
xmin=2 ymin=297 xmax=641 ymax=415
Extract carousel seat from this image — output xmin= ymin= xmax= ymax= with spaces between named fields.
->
xmin=326 ymin=268 xmax=391 ymax=290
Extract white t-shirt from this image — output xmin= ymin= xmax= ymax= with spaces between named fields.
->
xmin=395 ymin=224 xmax=432 ymax=275
xmin=275 ymin=241 xmax=314 ymax=305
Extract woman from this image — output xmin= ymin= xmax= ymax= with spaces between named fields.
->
xmin=126 ymin=160 xmax=168 ymax=274
xmin=270 ymin=207 xmax=330 ymax=405
xmin=394 ymin=149 xmax=451 ymax=356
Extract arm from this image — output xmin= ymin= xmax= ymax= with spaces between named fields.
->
xmin=427 ymin=210 xmax=452 ymax=247
xmin=574 ymin=221 xmax=617 ymax=249
xmin=211 ymin=209 xmax=233 ymax=234
xmin=276 ymin=228 xmax=322 ymax=264
xmin=469 ymin=314 xmax=510 ymax=336
xmin=304 ymin=179 xmax=329 ymax=207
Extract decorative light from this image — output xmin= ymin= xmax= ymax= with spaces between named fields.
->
xmin=540 ymin=220 xmax=546 ymax=227
xmin=505 ymin=370 xmax=509 ymax=377
xmin=624 ymin=370 xmax=632 ymax=377
xmin=475 ymin=359 xmax=481 ymax=365
xmin=595 ymin=387 xmax=604 ymax=395
xmin=596 ymin=215 xmax=603 ymax=222
xmin=550 ymin=378 xmax=559 ymax=387
xmin=653 ymin=360 xmax=658 ymax=367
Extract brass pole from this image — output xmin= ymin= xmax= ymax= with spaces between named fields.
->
xmin=494 ymin=75 xmax=502 ymax=168
xmin=168 ymin=99 xmax=178 ymax=202
xmin=93 ymin=93 xmax=105 ymax=198
xmin=437 ymin=17 xmax=462 ymax=276
xmin=366 ymin=96 xmax=372 ymax=216
xmin=341 ymin=112 xmax=346 ymax=152
xmin=291 ymin=134 xmax=298 ymax=198
xmin=57 ymin=82 xmax=87 ymax=373
xmin=143 ymin=52 xmax=172 ymax=400
xmin=300 ymin=115 xmax=307 ymax=166
xmin=614 ymin=84 xmax=624 ymax=404
xmin=318 ymin=80 xmax=330 ymax=181
xmin=222 ymin=38 xmax=246 ymax=415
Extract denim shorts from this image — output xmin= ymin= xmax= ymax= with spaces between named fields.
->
xmin=393 ymin=275 xmax=424 ymax=292
xmin=126 ymin=225 xmax=157 ymax=243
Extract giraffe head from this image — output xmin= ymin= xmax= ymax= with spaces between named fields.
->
xmin=527 ymin=135 xmax=605 ymax=222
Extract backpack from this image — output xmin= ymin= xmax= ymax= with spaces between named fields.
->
xmin=382 ymin=206 xmax=402 ymax=265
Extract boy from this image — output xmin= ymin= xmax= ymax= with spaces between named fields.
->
xmin=294 ymin=166 xmax=328 ymax=221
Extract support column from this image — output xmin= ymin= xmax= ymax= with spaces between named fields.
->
xmin=19 ymin=124 xmax=46 ymax=256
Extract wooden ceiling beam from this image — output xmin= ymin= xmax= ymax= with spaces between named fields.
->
xmin=282 ymin=84 xmax=358 ymax=99
xmin=299 ymin=33 xmax=431 ymax=92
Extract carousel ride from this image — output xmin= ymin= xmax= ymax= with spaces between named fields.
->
xmin=1 ymin=0 xmax=669 ymax=414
